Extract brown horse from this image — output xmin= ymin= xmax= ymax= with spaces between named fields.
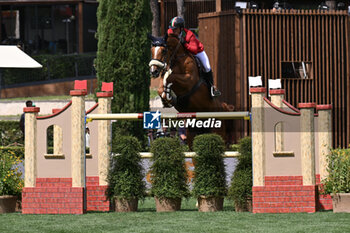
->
xmin=149 ymin=34 xmax=234 ymax=146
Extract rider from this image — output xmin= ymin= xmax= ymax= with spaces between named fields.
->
xmin=167 ymin=16 xmax=221 ymax=97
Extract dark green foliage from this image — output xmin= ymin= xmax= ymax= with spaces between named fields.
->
xmin=235 ymin=137 xmax=252 ymax=170
xmin=0 ymin=121 xmax=23 ymax=146
xmin=2 ymin=53 xmax=95 ymax=85
xmin=322 ymin=148 xmax=350 ymax=194
xmin=107 ymin=136 xmax=146 ymax=200
xmin=228 ymin=169 xmax=252 ymax=207
xmin=228 ymin=137 xmax=252 ymax=207
xmin=150 ymin=137 xmax=189 ymax=199
xmin=192 ymin=134 xmax=227 ymax=197
xmin=95 ymin=0 xmax=151 ymax=141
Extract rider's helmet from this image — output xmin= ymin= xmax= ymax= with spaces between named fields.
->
xmin=169 ymin=16 xmax=185 ymax=29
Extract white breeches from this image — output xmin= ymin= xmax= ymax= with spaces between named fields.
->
xmin=195 ymin=51 xmax=211 ymax=72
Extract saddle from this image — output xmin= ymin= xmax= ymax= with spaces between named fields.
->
xmin=194 ymin=56 xmax=205 ymax=78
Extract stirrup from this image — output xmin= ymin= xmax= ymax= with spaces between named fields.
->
xmin=211 ymin=86 xmax=221 ymax=97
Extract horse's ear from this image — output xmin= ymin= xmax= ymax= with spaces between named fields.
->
xmin=163 ymin=33 xmax=168 ymax=42
xmin=148 ymin=33 xmax=155 ymax=41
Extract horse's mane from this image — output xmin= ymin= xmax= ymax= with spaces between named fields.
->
xmin=166 ymin=34 xmax=196 ymax=62
xmin=166 ymin=35 xmax=181 ymax=48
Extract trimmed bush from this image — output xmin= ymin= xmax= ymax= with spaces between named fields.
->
xmin=228 ymin=137 xmax=252 ymax=210
xmin=150 ymin=137 xmax=189 ymax=199
xmin=192 ymin=134 xmax=227 ymax=197
xmin=235 ymin=136 xmax=252 ymax=170
xmin=107 ymin=136 xmax=146 ymax=201
xmin=322 ymin=148 xmax=350 ymax=194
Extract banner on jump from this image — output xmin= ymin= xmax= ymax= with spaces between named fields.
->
xmin=143 ymin=111 xmax=222 ymax=129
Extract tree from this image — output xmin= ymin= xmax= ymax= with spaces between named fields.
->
xmin=176 ymin=0 xmax=185 ymax=20
xmin=150 ymin=0 xmax=160 ymax=36
xmin=95 ymin=0 xmax=151 ymax=144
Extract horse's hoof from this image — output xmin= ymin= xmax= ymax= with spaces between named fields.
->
xmin=161 ymin=99 xmax=173 ymax=108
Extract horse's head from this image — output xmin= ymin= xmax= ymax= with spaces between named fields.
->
xmin=148 ymin=34 xmax=167 ymax=78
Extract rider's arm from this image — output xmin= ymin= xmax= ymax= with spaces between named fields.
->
xmin=183 ymin=34 xmax=201 ymax=55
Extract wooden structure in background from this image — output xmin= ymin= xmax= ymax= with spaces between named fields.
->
xmin=161 ymin=0 xmax=238 ymax=34
xmin=199 ymin=9 xmax=350 ymax=148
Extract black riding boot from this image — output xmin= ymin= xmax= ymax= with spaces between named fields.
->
xmin=204 ymin=70 xmax=221 ymax=97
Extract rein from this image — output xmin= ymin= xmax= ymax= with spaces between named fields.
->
xmin=151 ymin=37 xmax=205 ymax=109
xmin=167 ymin=41 xmax=182 ymax=69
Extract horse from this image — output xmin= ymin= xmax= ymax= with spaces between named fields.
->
xmin=148 ymin=34 xmax=234 ymax=147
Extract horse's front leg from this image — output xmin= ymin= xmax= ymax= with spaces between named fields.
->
xmin=160 ymin=69 xmax=177 ymax=106
xmin=157 ymin=81 xmax=173 ymax=108
xmin=157 ymin=70 xmax=175 ymax=107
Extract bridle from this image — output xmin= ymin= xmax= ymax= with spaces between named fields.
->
xmin=149 ymin=38 xmax=182 ymax=75
xmin=149 ymin=46 xmax=167 ymax=70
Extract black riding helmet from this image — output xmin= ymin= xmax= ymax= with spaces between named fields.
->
xmin=169 ymin=16 xmax=184 ymax=29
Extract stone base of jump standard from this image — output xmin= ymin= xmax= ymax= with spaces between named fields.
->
xmin=197 ymin=196 xmax=224 ymax=212
xmin=331 ymin=193 xmax=350 ymax=213
xmin=0 ymin=195 xmax=17 ymax=213
xmin=114 ymin=198 xmax=138 ymax=212
xmin=154 ymin=197 xmax=181 ymax=212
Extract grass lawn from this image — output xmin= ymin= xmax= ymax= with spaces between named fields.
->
xmin=0 ymin=198 xmax=349 ymax=233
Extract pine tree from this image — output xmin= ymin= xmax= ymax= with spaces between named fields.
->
xmin=95 ymin=0 xmax=151 ymax=143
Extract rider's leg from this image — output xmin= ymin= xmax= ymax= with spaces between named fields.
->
xmin=195 ymin=51 xmax=221 ymax=97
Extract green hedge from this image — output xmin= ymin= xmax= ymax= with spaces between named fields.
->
xmin=0 ymin=121 xmax=54 ymax=148
xmin=323 ymin=148 xmax=350 ymax=194
xmin=0 ymin=121 xmax=23 ymax=146
xmin=2 ymin=53 xmax=96 ymax=85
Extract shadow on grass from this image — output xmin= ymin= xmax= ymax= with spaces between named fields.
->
xmin=93 ymin=198 xmax=237 ymax=213
xmin=137 ymin=198 xmax=236 ymax=212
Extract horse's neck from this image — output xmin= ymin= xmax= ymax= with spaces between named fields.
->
xmin=167 ymin=45 xmax=195 ymax=70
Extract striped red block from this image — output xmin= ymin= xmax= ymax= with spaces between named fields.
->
xmin=86 ymin=176 xmax=110 ymax=212
xmin=22 ymin=178 xmax=84 ymax=215
xmin=253 ymin=176 xmax=317 ymax=213
xmin=265 ymin=176 xmax=303 ymax=186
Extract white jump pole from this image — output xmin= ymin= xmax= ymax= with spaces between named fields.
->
xmin=87 ymin=111 xmax=250 ymax=121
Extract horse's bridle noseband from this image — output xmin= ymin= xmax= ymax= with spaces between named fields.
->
xmin=149 ymin=59 xmax=166 ymax=69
